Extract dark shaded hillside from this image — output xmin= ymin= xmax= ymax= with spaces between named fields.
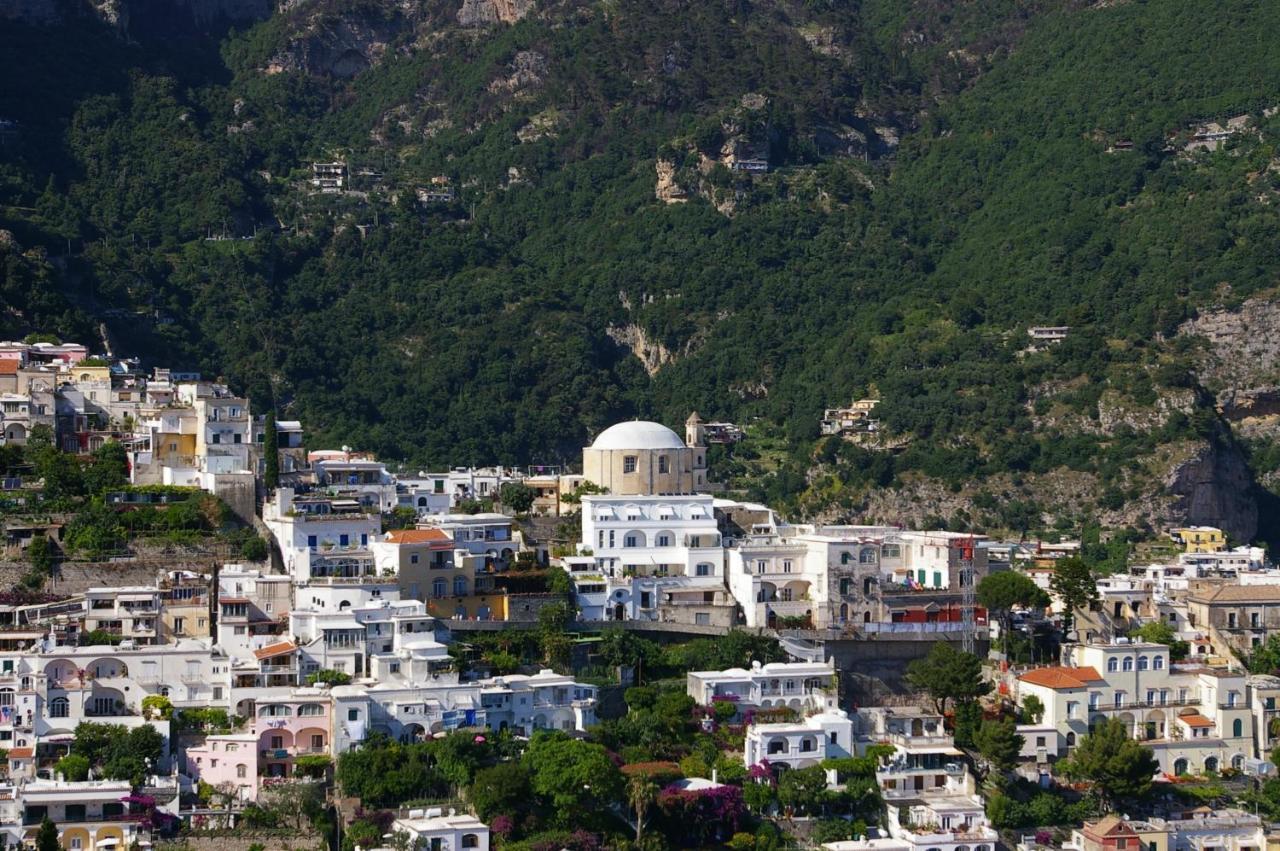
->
xmin=3 ymin=0 xmax=1280 ymax=536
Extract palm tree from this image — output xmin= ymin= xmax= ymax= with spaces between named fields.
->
xmin=628 ymin=775 xmax=659 ymax=842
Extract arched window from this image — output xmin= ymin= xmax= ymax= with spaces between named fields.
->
xmin=417 ymin=497 xmax=427 ymax=507
xmin=1153 ymin=655 xmax=1165 ymax=670
xmin=655 ymin=533 xmax=672 ymax=547
xmin=1107 ymin=658 xmax=1118 ymax=672
xmin=259 ymin=704 xmax=293 ymax=717
xmin=298 ymin=704 xmax=325 ymax=717
xmin=767 ymin=738 xmax=788 ymax=754
xmin=1066 ymin=732 xmax=1076 ymax=746
xmin=859 ymin=547 xmax=876 ymax=564
xmin=461 ymin=836 xmax=479 ymax=849
xmin=1122 ymin=657 xmax=1134 ymax=672
xmin=1234 ymin=718 xmax=1244 ymax=737
xmin=1174 ymin=758 xmax=1188 ymax=775
xmin=453 ymin=577 xmax=467 ymax=596
xmin=800 ymin=737 xmax=815 ymax=752
xmin=1137 ymin=656 xmax=1148 ymax=671
xmin=50 ymin=697 xmax=69 ymax=718
xmin=432 ymin=578 xmax=446 ymax=598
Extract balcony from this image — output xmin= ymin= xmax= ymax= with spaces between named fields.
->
xmin=259 ymin=664 xmax=297 ymax=675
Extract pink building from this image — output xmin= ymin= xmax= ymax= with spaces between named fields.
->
xmin=186 ymin=689 xmax=332 ymax=800
xmin=186 ymin=732 xmax=259 ymax=801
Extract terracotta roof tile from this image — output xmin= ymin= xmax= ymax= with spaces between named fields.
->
xmin=1017 ymin=665 xmax=1104 ymax=689
xmin=1180 ymin=713 xmax=1214 ymax=728
xmin=253 ymin=641 xmax=297 ymax=660
xmin=0 ymin=361 xmax=18 ymax=375
xmin=385 ymin=528 xmax=452 ymax=545
xmin=8 ymin=747 xmax=32 ymax=758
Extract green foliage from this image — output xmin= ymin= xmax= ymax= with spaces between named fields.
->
xmin=82 ymin=442 xmax=129 ymax=496
xmin=598 ymin=628 xmax=662 ymax=681
xmin=72 ymin=722 xmax=164 ymax=784
xmin=142 ymin=694 xmax=173 ymax=720
xmin=335 ymin=734 xmax=471 ymax=808
xmin=469 ymin=762 xmax=533 ymax=822
xmin=1131 ymin=620 xmax=1190 ymax=661
xmin=240 ymin=535 xmax=269 ymax=561
xmin=1059 ymin=718 xmax=1160 ymax=807
xmin=56 ymin=753 xmax=91 ymax=781
xmin=1020 ymin=694 xmax=1045 ymax=725
xmin=973 ymin=717 xmax=1024 ymax=771
xmin=905 ymin=642 xmax=991 ymax=715
xmin=978 ymin=571 xmax=1050 ymax=614
xmin=27 ymin=534 xmax=53 ymax=572
xmin=777 ymin=765 xmax=830 ymax=816
xmin=263 ymin=412 xmax=280 ymax=491
xmin=175 ymin=706 xmax=237 ymax=733
xmin=305 ymin=668 xmax=352 ymax=686
xmin=499 ymin=482 xmax=536 ymax=514
xmin=1050 ymin=557 xmax=1099 ymax=631
xmin=4 ymin=0 xmax=1280 ymax=530
xmin=36 ymin=818 xmax=59 ymax=851
xmin=523 ymin=731 xmax=624 ymax=824
xmin=664 ymin=630 xmax=784 ymax=672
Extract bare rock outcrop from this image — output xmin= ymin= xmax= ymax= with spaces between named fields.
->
xmin=266 ymin=14 xmax=406 ymax=77
xmin=1164 ymin=436 xmax=1257 ymax=543
xmin=1181 ymin=295 xmax=1280 ymax=412
xmin=654 ymin=159 xmax=687 ymax=203
xmin=607 ymin=324 xmax=676 ymax=377
xmin=457 ymin=0 xmax=533 ymax=26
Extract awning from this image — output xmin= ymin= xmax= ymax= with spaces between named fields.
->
xmin=97 ymin=838 xmax=119 ymax=847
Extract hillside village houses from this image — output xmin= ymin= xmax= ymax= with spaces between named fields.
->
xmin=11 ymin=338 xmax=1280 ymax=845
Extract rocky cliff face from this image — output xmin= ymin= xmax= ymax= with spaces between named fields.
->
xmin=1 ymin=0 xmax=273 ymax=28
xmin=265 ymin=12 xmax=406 ymax=77
xmin=1181 ymin=294 xmax=1280 ymax=417
xmin=1164 ymin=434 xmax=1258 ymax=542
xmin=456 ymin=0 xmax=533 ymax=26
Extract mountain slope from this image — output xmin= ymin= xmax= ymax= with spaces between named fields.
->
xmin=3 ymin=0 xmax=1280 ymax=539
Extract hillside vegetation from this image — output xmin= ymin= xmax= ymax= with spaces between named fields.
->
xmin=3 ymin=0 xmax=1280 ymax=538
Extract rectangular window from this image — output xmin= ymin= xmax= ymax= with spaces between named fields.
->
xmin=340 ymin=534 xmax=350 ymax=546
xmin=307 ymin=535 xmax=317 ymax=549
xmin=658 ymin=456 xmax=669 ymax=474
xmin=348 ymin=709 xmax=359 ymax=721
xmin=695 ymin=612 xmax=710 ymax=626
xmin=211 ymin=432 xmax=221 ymax=444
xmin=623 ymin=456 xmax=637 ymax=474
xmin=411 ymin=554 xmax=419 ymax=564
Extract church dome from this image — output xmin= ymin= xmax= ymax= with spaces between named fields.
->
xmin=590 ymin=421 xmax=686 ymax=451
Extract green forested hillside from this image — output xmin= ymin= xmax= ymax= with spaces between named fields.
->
xmin=2 ymin=0 xmax=1280 ymax=531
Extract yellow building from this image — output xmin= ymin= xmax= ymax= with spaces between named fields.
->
xmin=1171 ymin=526 xmax=1226 ymax=553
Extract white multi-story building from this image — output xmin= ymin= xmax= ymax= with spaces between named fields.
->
xmin=744 ymin=709 xmax=854 ymax=778
xmin=1014 ymin=639 xmax=1255 ymax=774
xmin=82 ymin=587 xmax=162 ymax=645
xmin=263 ymin=488 xmax=381 ymax=583
xmin=687 ymin=660 xmax=836 ymax=716
xmin=580 ymin=494 xmax=722 ymax=579
xmin=329 ymin=670 xmax=597 ymax=752
xmin=313 ymin=457 xmax=397 ymax=512
xmin=391 ymin=810 xmax=490 ymax=851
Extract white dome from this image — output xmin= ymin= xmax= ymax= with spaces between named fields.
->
xmin=590 ymin=420 xmax=686 ymax=451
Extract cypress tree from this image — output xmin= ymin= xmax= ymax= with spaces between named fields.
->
xmin=263 ymin=411 xmax=279 ymax=491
